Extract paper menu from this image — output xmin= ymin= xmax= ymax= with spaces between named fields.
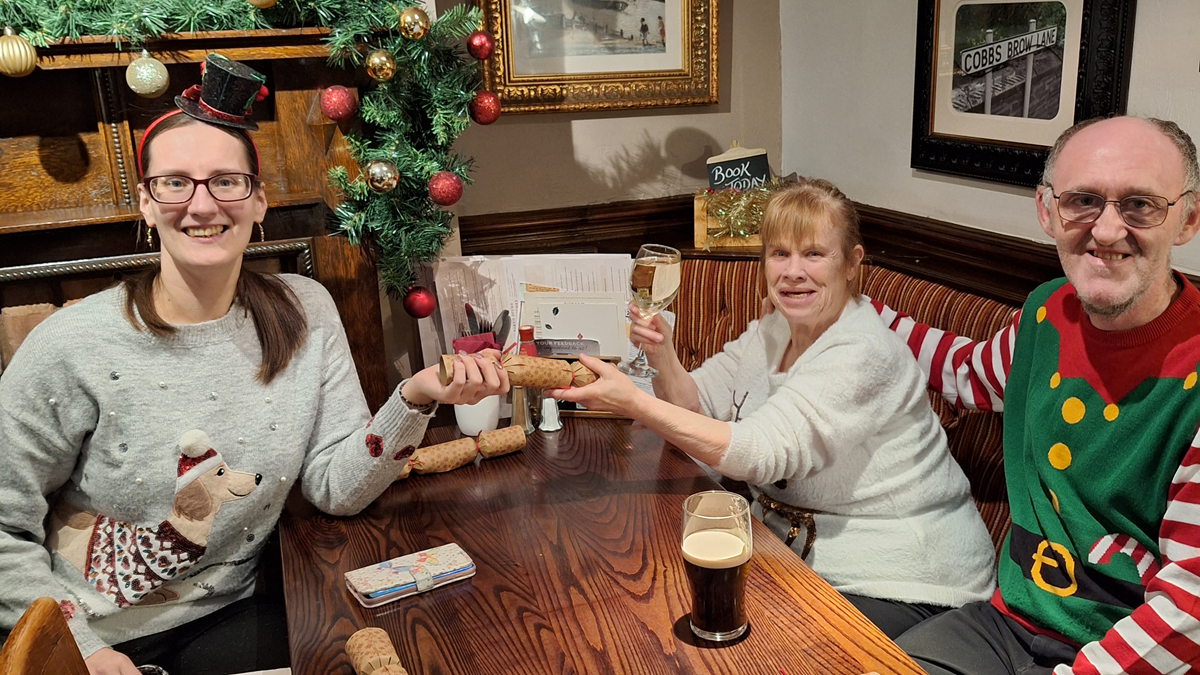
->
xmin=423 ymin=253 xmax=632 ymax=366
xmin=520 ymin=292 xmax=628 ymax=358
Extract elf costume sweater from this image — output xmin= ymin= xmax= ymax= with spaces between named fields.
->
xmin=873 ymin=273 xmax=1200 ymax=675
xmin=0 ymin=275 xmax=433 ymax=658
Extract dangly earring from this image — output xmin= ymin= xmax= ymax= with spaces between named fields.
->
xmin=257 ymin=222 xmax=265 ymax=242
xmin=145 ymin=225 xmax=155 ymax=249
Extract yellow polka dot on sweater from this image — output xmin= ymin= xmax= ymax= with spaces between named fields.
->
xmin=1104 ymin=404 xmax=1119 ymax=421
xmin=1050 ymin=372 xmax=1061 ymax=389
xmin=1186 ymin=373 xmax=1198 ymax=390
xmin=1061 ymin=398 xmax=1085 ymax=424
xmin=1048 ymin=443 xmax=1072 ymax=470
xmin=1036 ymin=307 xmax=1047 ymax=323
xmin=1050 ymin=490 xmax=1060 ymax=513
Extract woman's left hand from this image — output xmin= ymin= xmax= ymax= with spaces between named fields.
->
xmin=546 ymin=354 xmax=644 ymax=415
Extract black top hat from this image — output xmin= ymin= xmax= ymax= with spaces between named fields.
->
xmin=176 ymin=53 xmax=268 ymax=131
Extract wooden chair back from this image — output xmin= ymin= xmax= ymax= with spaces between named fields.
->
xmin=0 ymin=598 xmax=88 ymax=675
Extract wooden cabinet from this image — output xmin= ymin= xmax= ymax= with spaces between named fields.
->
xmin=0 ymin=32 xmax=389 ymax=411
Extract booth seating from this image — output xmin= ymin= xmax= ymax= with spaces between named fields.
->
xmin=672 ymin=257 xmax=1019 ymax=553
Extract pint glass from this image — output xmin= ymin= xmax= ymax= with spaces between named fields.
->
xmin=681 ymin=490 xmax=752 ymax=641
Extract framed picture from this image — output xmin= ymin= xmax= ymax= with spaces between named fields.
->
xmin=911 ymin=0 xmax=1136 ymax=186
xmin=478 ymin=0 xmax=718 ymax=113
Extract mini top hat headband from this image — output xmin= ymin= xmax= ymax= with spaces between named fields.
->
xmin=137 ymin=53 xmax=268 ymax=176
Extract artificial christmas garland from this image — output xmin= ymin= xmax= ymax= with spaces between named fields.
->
xmin=0 ymin=0 xmax=498 ymax=303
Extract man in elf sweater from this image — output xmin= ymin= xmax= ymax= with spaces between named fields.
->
xmin=880 ymin=116 xmax=1200 ymax=675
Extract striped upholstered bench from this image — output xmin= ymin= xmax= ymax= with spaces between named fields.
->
xmin=672 ymin=258 xmax=1018 ymax=554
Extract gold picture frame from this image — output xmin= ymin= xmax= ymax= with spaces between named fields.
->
xmin=480 ymin=0 xmax=718 ymax=114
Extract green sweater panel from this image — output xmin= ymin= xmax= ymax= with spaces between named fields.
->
xmin=999 ymin=279 xmax=1200 ymax=645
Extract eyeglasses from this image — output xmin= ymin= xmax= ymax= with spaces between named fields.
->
xmin=1049 ymin=189 xmax=1194 ymax=228
xmin=143 ymin=173 xmax=256 ymax=204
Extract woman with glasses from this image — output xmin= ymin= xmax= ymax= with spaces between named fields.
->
xmin=552 ymin=179 xmax=996 ymax=639
xmin=0 ymin=54 xmax=508 ymax=675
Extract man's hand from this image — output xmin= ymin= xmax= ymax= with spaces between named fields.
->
xmin=547 ymin=354 xmax=644 ymax=416
xmin=403 ymin=349 xmax=510 ymax=406
xmin=86 ymin=648 xmax=141 ymax=675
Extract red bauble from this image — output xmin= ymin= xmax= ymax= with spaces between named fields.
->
xmin=469 ymin=91 xmax=501 ymax=125
xmin=320 ymin=85 xmax=358 ymax=122
xmin=466 ymin=30 xmax=495 ymax=60
xmin=427 ymin=171 xmax=464 ymax=206
xmin=403 ymin=286 xmax=436 ymax=318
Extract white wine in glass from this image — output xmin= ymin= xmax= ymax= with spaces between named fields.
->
xmin=619 ymin=244 xmax=682 ymax=378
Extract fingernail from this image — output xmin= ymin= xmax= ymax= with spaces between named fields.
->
xmin=455 ymin=354 xmax=463 ymax=362
xmin=457 ymin=350 xmax=467 ymax=356
xmin=473 ymin=353 xmax=484 ymax=360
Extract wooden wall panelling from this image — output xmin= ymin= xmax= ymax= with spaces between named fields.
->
xmin=310 ymin=235 xmax=389 ymax=413
xmin=91 ymin=69 xmax=138 ymax=211
xmin=0 ymin=68 xmax=118 ymax=218
xmin=856 ymin=204 xmax=1062 ymax=306
xmin=271 ymin=60 xmax=360 ymax=208
xmin=36 ymin=29 xmax=330 ymax=71
xmin=457 ymin=194 xmax=696 ymax=256
xmin=457 ymin=194 xmax=1069 ymax=305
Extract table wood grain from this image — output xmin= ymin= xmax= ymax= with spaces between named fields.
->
xmin=279 ymin=419 xmax=925 ymax=675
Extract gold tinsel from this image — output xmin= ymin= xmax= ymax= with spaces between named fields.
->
xmin=697 ymin=182 xmax=789 ymax=249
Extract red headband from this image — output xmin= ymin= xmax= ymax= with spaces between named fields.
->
xmin=136 ymin=108 xmax=262 ymax=177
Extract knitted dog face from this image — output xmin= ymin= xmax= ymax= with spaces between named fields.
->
xmin=173 ymin=463 xmax=260 ymax=521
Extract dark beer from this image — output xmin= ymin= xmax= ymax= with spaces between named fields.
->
xmin=682 ymin=529 xmax=751 ymax=640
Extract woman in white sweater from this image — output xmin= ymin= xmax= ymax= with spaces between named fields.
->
xmin=551 ymin=179 xmax=995 ymax=638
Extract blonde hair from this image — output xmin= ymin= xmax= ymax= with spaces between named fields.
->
xmin=759 ymin=178 xmax=863 ymax=290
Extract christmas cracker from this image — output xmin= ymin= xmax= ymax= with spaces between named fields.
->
xmin=346 ymin=627 xmax=406 ymax=675
xmin=409 ymin=438 xmax=477 ymax=475
xmin=437 ymin=353 xmax=598 ymax=389
xmin=397 ymin=426 xmax=526 ymax=481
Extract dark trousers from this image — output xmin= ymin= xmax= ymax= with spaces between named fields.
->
xmin=112 ymin=596 xmax=290 ymax=675
xmin=895 ymin=600 xmax=1078 ymax=675
xmin=842 ymin=594 xmax=948 ymax=640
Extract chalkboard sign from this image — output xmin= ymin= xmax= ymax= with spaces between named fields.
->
xmin=707 ymin=143 xmax=771 ymax=191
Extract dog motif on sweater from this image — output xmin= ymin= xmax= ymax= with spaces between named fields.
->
xmin=47 ymin=430 xmax=260 ymax=607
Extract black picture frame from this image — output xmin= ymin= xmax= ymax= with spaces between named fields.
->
xmin=910 ymin=0 xmax=1137 ymax=187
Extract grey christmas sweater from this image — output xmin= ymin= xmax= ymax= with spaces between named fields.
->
xmin=0 ymin=275 xmax=432 ymax=657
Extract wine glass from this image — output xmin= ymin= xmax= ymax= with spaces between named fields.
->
xmin=619 ymin=244 xmax=682 ymax=378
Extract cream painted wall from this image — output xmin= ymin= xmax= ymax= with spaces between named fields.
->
xmin=451 ymin=0 xmax=783 ymax=216
xmin=779 ymin=0 xmax=1200 ymax=273
xmin=380 ymin=0 xmax=783 ymax=387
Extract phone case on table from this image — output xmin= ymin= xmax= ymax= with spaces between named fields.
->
xmin=344 ymin=543 xmax=476 ymax=608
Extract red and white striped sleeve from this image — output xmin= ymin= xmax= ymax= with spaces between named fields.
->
xmin=1055 ymin=443 xmax=1200 ymax=675
xmin=869 ymin=298 xmax=1018 ymax=412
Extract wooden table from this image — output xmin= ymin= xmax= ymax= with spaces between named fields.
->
xmin=279 ymin=418 xmax=925 ymax=675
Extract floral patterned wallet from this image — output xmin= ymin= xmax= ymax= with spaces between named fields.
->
xmin=344 ymin=543 xmax=476 ymax=608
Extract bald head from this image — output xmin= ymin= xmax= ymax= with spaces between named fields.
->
xmin=1042 ymin=116 xmax=1199 ymax=219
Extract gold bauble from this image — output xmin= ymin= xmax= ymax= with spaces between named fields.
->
xmin=364 ymin=49 xmax=397 ymax=82
xmin=0 ymin=27 xmax=37 ymax=78
xmin=397 ymin=7 xmax=430 ymax=40
xmin=125 ymin=50 xmax=170 ymax=98
xmin=246 ymin=0 xmax=278 ymax=7
xmin=365 ymin=160 xmax=400 ymax=193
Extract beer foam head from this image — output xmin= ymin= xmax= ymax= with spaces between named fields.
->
xmin=682 ymin=530 xmax=752 ymax=569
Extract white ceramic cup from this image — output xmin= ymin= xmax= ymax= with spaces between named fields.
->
xmin=454 ymin=395 xmax=501 ymax=437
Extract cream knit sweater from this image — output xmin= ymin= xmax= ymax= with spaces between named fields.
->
xmin=694 ymin=298 xmax=996 ymax=608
